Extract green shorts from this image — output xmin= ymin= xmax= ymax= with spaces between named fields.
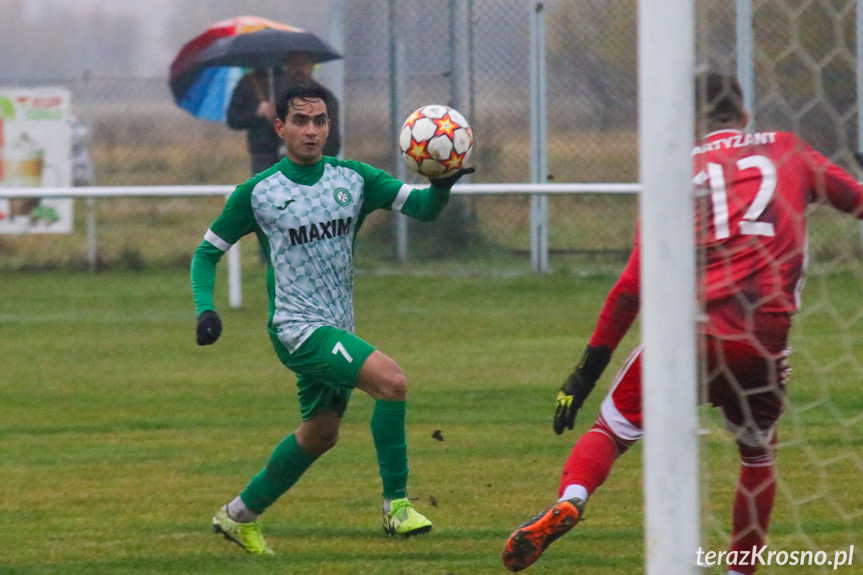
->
xmin=269 ymin=325 xmax=376 ymax=421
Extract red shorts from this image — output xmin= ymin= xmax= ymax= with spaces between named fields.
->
xmin=599 ymin=336 xmax=788 ymax=447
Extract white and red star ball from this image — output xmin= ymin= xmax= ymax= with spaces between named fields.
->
xmin=399 ymin=105 xmax=473 ymax=178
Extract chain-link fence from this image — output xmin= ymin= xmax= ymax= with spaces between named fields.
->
xmin=1 ymin=0 xmax=861 ymax=272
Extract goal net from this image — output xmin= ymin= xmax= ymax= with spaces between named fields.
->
xmin=644 ymin=1 xmax=863 ymax=573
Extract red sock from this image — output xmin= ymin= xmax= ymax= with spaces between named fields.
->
xmin=728 ymin=448 xmax=776 ymax=575
xmin=558 ymin=424 xmax=624 ymax=498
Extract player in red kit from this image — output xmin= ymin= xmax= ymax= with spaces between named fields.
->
xmin=502 ymin=72 xmax=863 ymax=574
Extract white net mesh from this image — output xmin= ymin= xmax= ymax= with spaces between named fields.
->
xmin=696 ymin=1 xmax=863 ymax=572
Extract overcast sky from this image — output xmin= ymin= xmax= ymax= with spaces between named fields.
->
xmin=7 ymin=0 xmax=333 ymax=79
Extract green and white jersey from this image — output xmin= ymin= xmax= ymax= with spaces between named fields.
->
xmin=191 ymin=156 xmax=451 ymax=353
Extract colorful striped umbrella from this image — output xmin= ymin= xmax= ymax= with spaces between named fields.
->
xmin=168 ymin=16 xmax=340 ymax=122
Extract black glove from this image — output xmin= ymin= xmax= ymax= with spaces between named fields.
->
xmin=553 ymin=345 xmax=612 ymax=435
xmin=196 ymin=310 xmax=222 ymax=346
xmin=430 ymin=167 xmax=475 ymax=189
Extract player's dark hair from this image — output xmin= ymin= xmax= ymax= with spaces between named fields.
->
xmin=276 ymin=84 xmax=330 ymax=121
xmin=695 ymin=72 xmax=745 ymax=126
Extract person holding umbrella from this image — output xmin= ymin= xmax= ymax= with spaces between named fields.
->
xmin=227 ymin=51 xmax=341 ymax=174
xmin=169 ymin=16 xmax=343 ymax=170
xmin=191 ymin=84 xmax=473 ymax=555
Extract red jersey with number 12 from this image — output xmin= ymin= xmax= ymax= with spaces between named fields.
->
xmin=692 ymin=129 xmax=863 ymax=338
xmin=589 ymin=129 xmax=863 ymax=352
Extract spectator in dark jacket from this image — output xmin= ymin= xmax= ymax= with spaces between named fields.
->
xmin=227 ymin=52 xmax=341 ymax=174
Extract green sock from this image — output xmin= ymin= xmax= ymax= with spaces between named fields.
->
xmin=240 ymin=433 xmax=318 ymax=514
xmin=371 ymin=399 xmax=409 ymax=500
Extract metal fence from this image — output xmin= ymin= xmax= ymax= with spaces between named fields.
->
xmin=0 ymin=0 xmax=861 ymax=272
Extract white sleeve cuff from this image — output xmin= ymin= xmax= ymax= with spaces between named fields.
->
xmin=390 ymin=184 xmax=415 ymax=214
xmin=204 ymin=229 xmax=232 ymax=252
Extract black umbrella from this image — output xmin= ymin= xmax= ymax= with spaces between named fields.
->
xmin=170 ymin=23 xmax=341 ymax=121
xmin=199 ymin=27 xmax=341 ymax=70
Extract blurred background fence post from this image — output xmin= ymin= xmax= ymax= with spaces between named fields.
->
xmin=388 ymin=0 xmax=409 ymax=262
xmin=321 ymin=0 xmax=345 ymax=159
xmin=80 ymin=69 xmax=99 ymax=272
xmin=735 ymin=0 xmax=754 ymax=127
xmin=529 ymin=1 xmax=549 ymax=273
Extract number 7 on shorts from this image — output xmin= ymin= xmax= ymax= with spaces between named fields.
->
xmin=332 ymin=341 xmax=353 ymax=363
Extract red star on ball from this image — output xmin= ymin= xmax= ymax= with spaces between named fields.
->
xmin=433 ymin=116 xmax=457 ymax=138
xmin=404 ymin=109 xmax=425 ymax=128
xmin=442 ymin=150 xmax=464 ymax=171
xmin=407 ymin=139 xmax=431 ymax=163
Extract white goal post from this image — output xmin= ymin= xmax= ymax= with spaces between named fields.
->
xmin=639 ymin=1 xmax=699 ymax=574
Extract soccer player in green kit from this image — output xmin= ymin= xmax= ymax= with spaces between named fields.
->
xmin=191 ymin=84 xmax=473 ymax=555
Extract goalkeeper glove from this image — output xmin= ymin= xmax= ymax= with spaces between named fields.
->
xmin=430 ymin=167 xmax=475 ymax=189
xmin=553 ymin=345 xmax=612 ymax=435
xmin=196 ymin=310 xmax=222 ymax=346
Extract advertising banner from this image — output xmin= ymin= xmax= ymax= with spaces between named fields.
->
xmin=0 ymin=87 xmax=73 ymax=234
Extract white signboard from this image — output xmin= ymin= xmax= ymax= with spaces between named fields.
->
xmin=0 ymin=88 xmax=73 ymax=234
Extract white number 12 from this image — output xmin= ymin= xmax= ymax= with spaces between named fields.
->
xmin=694 ymin=154 xmax=777 ymax=240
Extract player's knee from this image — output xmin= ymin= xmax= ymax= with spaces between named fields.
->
xmin=300 ymin=428 xmax=339 ymax=455
xmin=378 ymin=369 xmax=408 ymax=401
xmin=296 ymin=413 xmax=341 ymax=455
xmin=317 ymin=428 xmax=340 ymax=452
xmin=589 ymin=423 xmax=635 ymax=456
xmin=356 ymin=352 xmax=408 ymax=400
xmin=737 ymin=423 xmax=775 ymax=444
xmin=738 ymin=441 xmax=776 ymax=467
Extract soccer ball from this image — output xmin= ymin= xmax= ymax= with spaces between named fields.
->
xmin=399 ymin=105 xmax=473 ymax=179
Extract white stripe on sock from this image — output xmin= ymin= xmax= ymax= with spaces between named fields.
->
xmin=559 ymin=484 xmax=589 ymax=503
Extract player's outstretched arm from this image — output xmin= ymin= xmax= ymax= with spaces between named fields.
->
xmin=403 ymin=167 xmax=476 ymax=222
xmin=394 ymin=167 xmax=475 ymax=222
xmin=552 ymin=233 xmax=639 ymax=434
xmin=801 ymin=144 xmax=863 ymax=216
xmin=553 ymin=345 xmax=612 ymax=435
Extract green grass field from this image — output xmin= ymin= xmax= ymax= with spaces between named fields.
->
xmin=2 ymin=265 xmax=861 ymax=574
